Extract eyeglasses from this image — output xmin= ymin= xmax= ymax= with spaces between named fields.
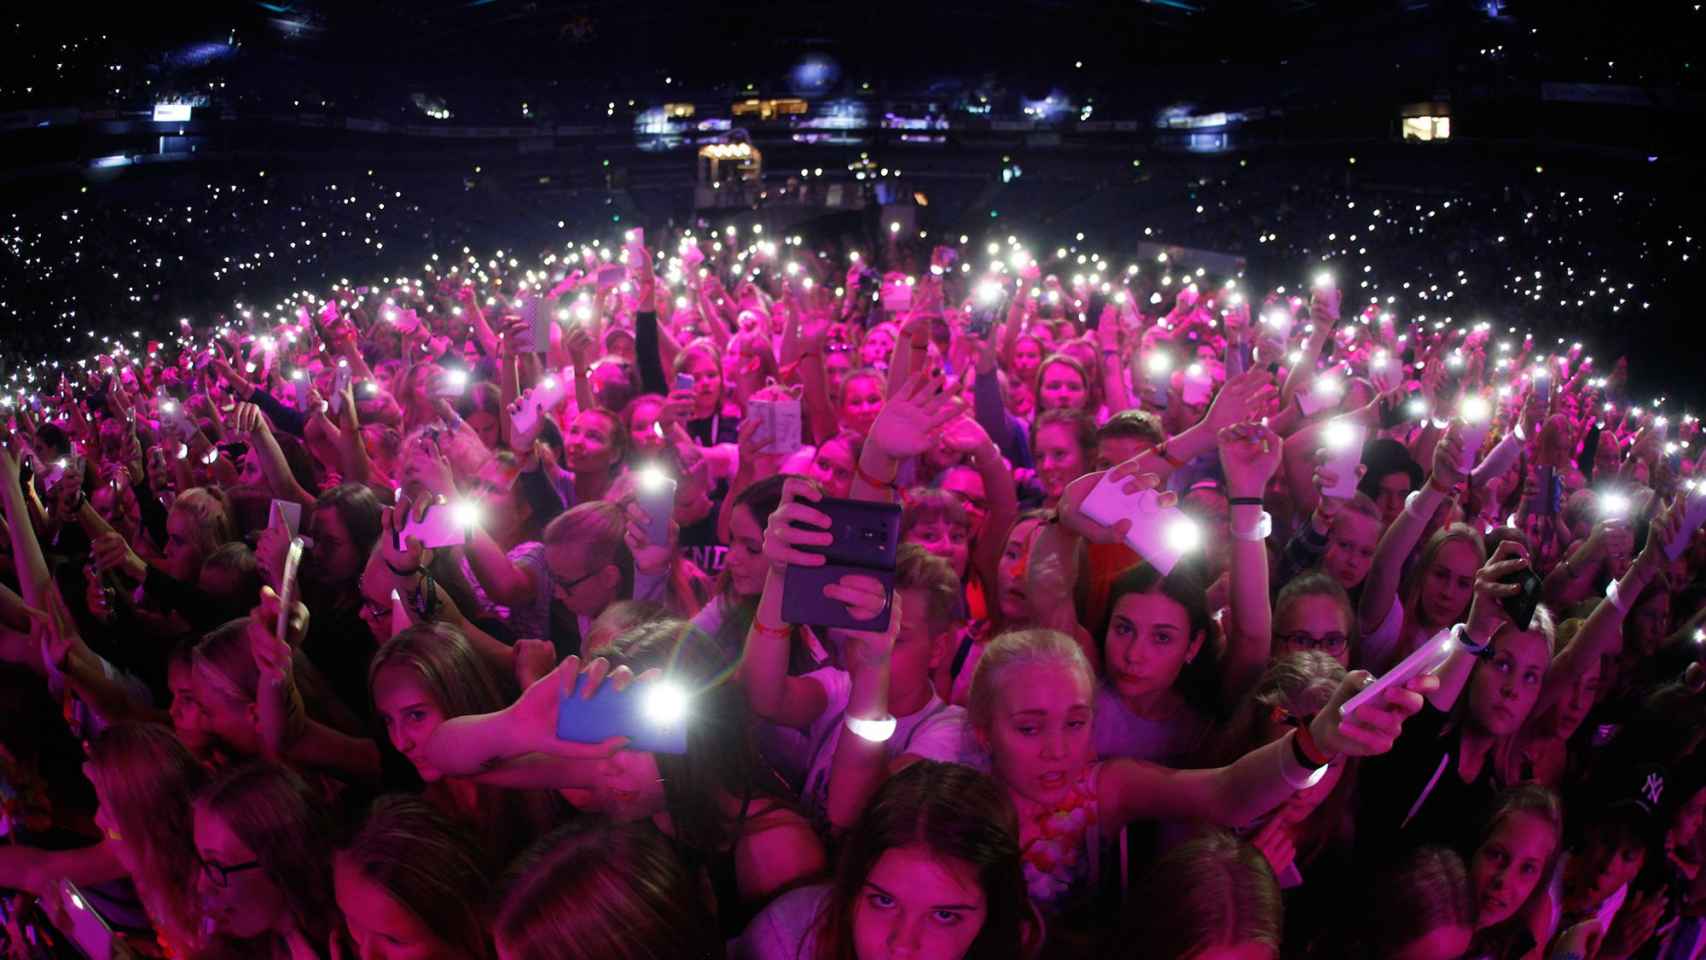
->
xmin=199 ymin=856 xmax=262 ymax=888
xmin=1277 ymin=632 xmax=1348 ymax=655
xmin=551 ymin=566 xmax=604 ymax=594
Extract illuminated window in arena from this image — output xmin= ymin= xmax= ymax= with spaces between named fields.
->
xmin=732 ymin=98 xmax=809 ymax=121
xmin=1400 ymin=103 xmax=1451 ymax=142
xmin=664 ymin=103 xmax=696 ymax=118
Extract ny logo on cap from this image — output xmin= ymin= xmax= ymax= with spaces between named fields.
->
xmin=1643 ymin=772 xmax=1666 ymax=808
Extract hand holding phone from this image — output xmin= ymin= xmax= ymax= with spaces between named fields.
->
xmin=555 ymin=661 xmax=689 ymax=755
xmin=1340 ymin=626 xmax=1456 ymax=718
xmin=57 ymin=879 xmax=116 ymax=960
xmin=1319 ymin=420 xmax=1366 ymax=499
xmin=401 ymin=500 xmax=476 ymax=549
xmin=1076 ymin=475 xmax=1201 ymax=575
xmin=780 ymin=496 xmax=902 ymax=631
xmin=632 ymin=467 xmax=677 ymax=545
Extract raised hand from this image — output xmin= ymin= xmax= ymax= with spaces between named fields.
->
xmin=91 ymin=531 xmax=148 ymax=583
xmin=1464 ymin=540 xmax=1531 ymax=641
xmin=1310 ymin=668 xmax=1434 ymax=758
xmin=1216 ymin=422 xmax=1282 ymax=499
xmin=763 ymin=477 xmax=831 ymax=571
xmin=865 ymin=370 xmax=965 ymax=462
xmin=1204 ymin=369 xmax=1277 ymax=434
xmin=1056 ymin=464 xmax=1169 ymax=545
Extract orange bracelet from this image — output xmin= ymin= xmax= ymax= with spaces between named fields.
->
xmin=855 ymin=460 xmax=896 ymax=489
xmin=751 ymin=619 xmax=791 ymax=640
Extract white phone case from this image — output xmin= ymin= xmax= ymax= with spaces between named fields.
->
xmin=61 ymin=878 xmax=116 ymax=960
xmin=1078 ymin=476 xmax=1189 ymax=575
xmin=749 ymin=396 xmax=803 ymax=455
xmin=402 ymin=504 xmax=466 ymax=549
xmin=1321 ymin=422 xmax=1366 ymax=499
xmin=1340 ymin=627 xmax=1456 ymax=718
xmin=1459 ymin=421 xmax=1492 ymax=473
xmin=1669 ymin=487 xmax=1706 ymax=560
xmin=269 ymin=499 xmax=302 ymax=538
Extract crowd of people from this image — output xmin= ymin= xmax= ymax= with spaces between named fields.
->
xmin=0 ymin=216 xmax=1703 ymax=960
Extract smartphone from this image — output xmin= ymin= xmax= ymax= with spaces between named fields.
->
xmin=1181 ymin=364 xmax=1213 ymax=406
xmin=401 ymin=502 xmax=469 ymax=549
xmin=1500 ymin=567 xmax=1544 ymax=632
xmin=1077 ymin=478 xmax=1200 ymax=576
xmin=881 ymin=282 xmax=913 ymax=313
xmin=748 ymin=395 xmax=803 ymax=455
xmin=58 ymin=878 xmax=115 ymax=960
xmin=596 ymin=264 xmax=627 ymax=288
xmin=1525 ymin=465 xmax=1559 ymax=516
xmin=277 ymin=537 xmax=304 ymax=647
xmin=1320 ymin=421 xmax=1366 ymax=499
xmin=555 ymin=674 xmax=689 ymax=755
xmin=633 ymin=468 xmax=677 ymax=544
xmin=512 ymin=377 xmax=565 ymax=438
xmin=516 ymin=297 xmax=548 ymax=355
xmin=1379 ymin=389 xmax=1427 ymax=429
xmin=673 ymin=372 xmax=695 ymax=394
xmin=1668 ymin=485 xmax=1706 ymax=560
xmin=268 ymin=499 xmax=302 ymax=538
xmin=432 ymin=368 xmax=469 ymax=398
xmin=293 ymin=376 xmax=314 ymax=414
xmin=781 ymin=498 xmax=903 ymax=631
xmin=1296 ymin=380 xmax=1341 ymax=417
xmin=1341 ymin=627 xmax=1457 ymax=717
xmin=330 ymin=362 xmax=351 ymax=416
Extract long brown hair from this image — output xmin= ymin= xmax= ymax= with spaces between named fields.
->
xmin=495 ymin=819 xmax=717 ymax=960
xmin=814 ymin=761 xmax=1039 ymax=960
xmin=87 ymin=723 xmax=208 ymax=950
xmin=367 ymin=623 xmax=566 ymax=862
xmin=1117 ymin=830 xmax=1282 ymax=959
xmin=194 ymin=763 xmax=340 ymax=948
xmin=338 ymin=795 xmax=497 ymax=960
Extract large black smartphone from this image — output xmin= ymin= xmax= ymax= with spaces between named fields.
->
xmin=781 ymin=497 xmax=902 ymax=632
xmin=1379 ymin=388 xmax=1427 ymax=429
xmin=1500 ymin=567 xmax=1543 ymax=632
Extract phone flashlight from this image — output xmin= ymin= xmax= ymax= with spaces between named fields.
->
xmin=1165 ymin=516 xmax=1203 ymax=554
xmin=637 ymin=465 xmax=672 ymax=493
xmin=447 ymin=369 xmax=469 ymax=389
xmin=1323 ymin=420 xmax=1359 ymax=451
xmin=1146 ymin=353 xmax=1173 ymax=375
xmin=1599 ymin=492 xmax=1630 ymax=519
xmin=1460 ymin=396 xmax=1492 ymax=424
xmin=977 ymin=282 xmax=1002 ymax=305
xmin=362 ymin=382 xmax=379 ymax=396
xmin=643 ymin=682 xmax=690 ymax=726
xmin=450 ymin=499 xmax=482 ymax=530
xmin=1314 ymin=272 xmax=1334 ymax=288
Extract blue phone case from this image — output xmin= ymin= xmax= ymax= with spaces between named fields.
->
xmin=555 ymin=675 xmax=688 ymax=754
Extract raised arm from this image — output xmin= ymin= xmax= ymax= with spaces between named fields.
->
xmin=230 ymin=402 xmax=315 ymax=507
xmin=1101 ymin=668 xmax=1430 ymax=830
xmin=737 ymin=478 xmax=832 ymax=730
xmin=1358 ymin=427 xmax=1465 ymax=635
xmin=1216 ymin=422 xmax=1280 ymax=704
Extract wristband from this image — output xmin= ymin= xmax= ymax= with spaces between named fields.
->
xmin=855 ymin=460 xmax=896 ymax=490
xmin=1293 ymin=721 xmax=1334 ymax=768
xmin=1451 ymin=623 xmax=1494 ymax=660
xmin=1153 ymin=443 xmax=1185 ymax=469
xmin=844 ymin=713 xmax=898 ymax=744
xmin=1227 ymin=496 xmax=1263 ymax=507
xmin=1230 ymin=510 xmax=1273 ymax=542
xmin=1279 ymin=731 xmax=1331 ymax=790
xmin=1403 ymin=489 xmax=1434 ymax=521
xmin=1606 ymin=578 xmax=1629 ymax=614
xmin=383 ymin=559 xmax=422 ymax=578
xmin=751 ymin=619 xmax=792 ymax=640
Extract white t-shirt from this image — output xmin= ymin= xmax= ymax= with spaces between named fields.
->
xmin=798 ymin=667 xmax=967 ymax=824
xmin=1091 ymin=683 xmax=1209 ymax=765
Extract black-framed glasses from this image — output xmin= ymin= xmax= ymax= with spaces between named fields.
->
xmin=1277 ymin=632 xmax=1349 ymax=655
xmin=199 ymin=856 xmax=262 ymax=888
xmin=551 ymin=567 xmax=603 ymax=594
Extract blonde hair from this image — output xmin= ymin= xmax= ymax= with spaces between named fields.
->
xmin=894 ymin=543 xmax=961 ymax=638
xmin=170 ymin=486 xmax=235 ymax=561
xmin=1401 ymin=523 xmax=1487 ymax=625
xmin=542 ymin=501 xmax=633 ymax=598
xmin=967 ymin=629 xmax=1092 ymax=733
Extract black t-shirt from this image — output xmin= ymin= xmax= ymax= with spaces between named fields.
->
xmin=1355 ymin=701 xmax=1498 ymax=864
